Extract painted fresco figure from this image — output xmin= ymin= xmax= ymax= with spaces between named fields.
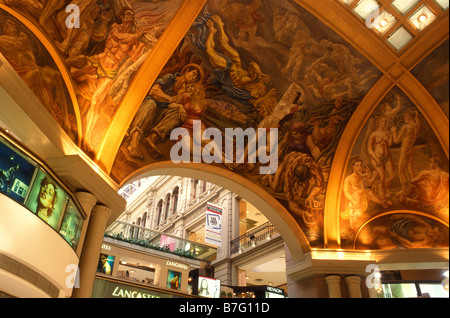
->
xmin=399 ymin=156 xmax=449 ymax=208
xmin=342 ymin=159 xmax=388 ymax=229
xmin=390 ymin=214 xmax=445 ymax=248
xmin=262 ymin=151 xmax=325 ymax=228
xmin=282 ymin=29 xmax=314 ymax=79
xmin=367 ymin=116 xmax=395 ymax=204
xmin=69 ymin=8 xmax=147 ymax=151
xmin=217 ymin=0 xmax=262 ymax=43
xmin=127 ymin=64 xmax=204 ymax=159
xmin=391 ymin=108 xmax=422 ymax=196
xmin=204 ymin=15 xmax=273 ymax=107
xmin=175 ymin=82 xmax=229 ymax=165
xmin=357 ymin=214 xmax=446 ymax=249
xmin=0 ymin=16 xmax=71 ymax=133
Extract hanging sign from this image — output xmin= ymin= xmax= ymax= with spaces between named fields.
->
xmin=205 ymin=202 xmax=222 ymax=246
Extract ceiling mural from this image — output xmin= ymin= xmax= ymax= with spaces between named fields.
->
xmin=340 ymin=87 xmax=449 ymax=249
xmin=0 ymin=0 xmax=184 ymax=154
xmin=411 ymin=39 xmax=449 ymax=118
xmin=0 ymin=8 xmax=77 ymax=142
xmin=111 ymin=0 xmax=382 ymax=247
xmin=0 ymin=0 xmax=447 ymax=250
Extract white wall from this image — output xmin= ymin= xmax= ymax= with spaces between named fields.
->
xmin=0 ymin=195 xmax=79 ymax=297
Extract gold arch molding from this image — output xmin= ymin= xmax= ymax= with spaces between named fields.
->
xmin=120 ymin=161 xmax=311 ymax=264
xmin=0 ymin=4 xmax=82 ymax=146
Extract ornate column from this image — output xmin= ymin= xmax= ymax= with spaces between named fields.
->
xmin=74 ymin=192 xmax=97 ymax=252
xmin=72 ymin=205 xmax=111 ymax=298
xmin=325 ymin=275 xmax=342 ymax=298
xmin=345 ymin=276 xmax=363 ymax=298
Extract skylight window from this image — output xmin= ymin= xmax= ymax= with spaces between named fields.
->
xmin=336 ymin=0 xmax=447 ymax=52
xmin=353 ymin=0 xmax=380 ymax=20
xmin=434 ymin=0 xmax=449 ymax=10
xmin=408 ymin=5 xmax=437 ymax=30
xmin=387 ymin=26 xmax=413 ymax=50
xmin=391 ymin=0 xmax=420 ymax=15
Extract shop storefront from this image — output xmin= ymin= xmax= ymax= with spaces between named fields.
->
xmin=97 ymin=238 xmax=201 ymax=295
xmin=91 ymin=276 xmax=197 ymax=298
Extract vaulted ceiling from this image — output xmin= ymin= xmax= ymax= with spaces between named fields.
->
xmin=0 ymin=0 xmax=448 ymax=252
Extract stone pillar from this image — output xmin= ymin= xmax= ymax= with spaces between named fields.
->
xmin=345 ymin=276 xmax=362 ymax=298
xmin=325 ymin=275 xmax=342 ymax=298
xmin=74 ymin=192 xmax=97 ymax=250
xmin=367 ymin=286 xmax=379 ymax=298
xmin=72 ymin=205 xmax=111 ymax=298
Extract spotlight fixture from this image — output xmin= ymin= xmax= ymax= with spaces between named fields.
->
xmin=418 ymin=14 xmax=427 ymax=22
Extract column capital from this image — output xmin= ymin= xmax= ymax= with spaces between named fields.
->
xmin=345 ymin=275 xmax=363 ymax=298
xmin=344 ymin=275 xmax=362 ymax=284
xmin=91 ymin=205 xmax=111 ymax=219
xmin=325 ymin=275 xmax=342 ymax=298
xmin=75 ymin=191 xmax=97 ymax=213
xmin=324 ymin=275 xmax=342 ymax=284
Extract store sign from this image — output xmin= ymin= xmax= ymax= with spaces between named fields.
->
xmin=205 ymin=202 xmax=222 ymax=246
xmin=166 ymin=260 xmax=189 ymax=270
xmin=266 ymin=286 xmax=284 ymax=295
xmin=101 ymin=244 xmax=111 ymax=251
xmin=112 ymin=286 xmax=160 ymax=298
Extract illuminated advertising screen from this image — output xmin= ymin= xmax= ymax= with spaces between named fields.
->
xmin=198 ymin=276 xmax=221 ymax=298
xmin=167 ymin=270 xmax=182 ymax=290
xmin=25 ymin=169 xmax=69 ymax=230
xmin=59 ymin=199 xmax=84 ymax=249
xmin=97 ymin=253 xmax=115 ymax=276
xmin=0 ymin=138 xmax=37 ymax=204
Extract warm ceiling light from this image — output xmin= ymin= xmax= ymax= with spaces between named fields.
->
xmin=418 ymin=14 xmax=427 ymax=22
xmin=380 ymin=19 xmax=388 ymax=26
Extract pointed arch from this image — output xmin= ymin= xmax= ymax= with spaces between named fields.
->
xmin=324 ymin=74 xmax=449 ymax=248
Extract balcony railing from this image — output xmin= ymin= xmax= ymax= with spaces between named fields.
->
xmin=230 ymin=221 xmax=279 ymax=254
xmin=105 ymin=220 xmax=217 ymax=262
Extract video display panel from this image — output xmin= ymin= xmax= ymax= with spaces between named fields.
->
xmin=0 ymin=137 xmax=37 ymax=204
xmin=59 ymin=199 xmax=84 ymax=249
xmin=25 ymin=169 xmax=69 ymax=231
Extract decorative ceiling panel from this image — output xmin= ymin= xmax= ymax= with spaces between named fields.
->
xmin=340 ymin=86 xmax=449 ymax=250
xmin=0 ymin=0 xmax=447 ymax=250
xmin=111 ymin=0 xmax=383 ymax=247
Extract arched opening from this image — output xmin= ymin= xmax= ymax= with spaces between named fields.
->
xmin=119 ymin=162 xmax=311 ymax=263
xmin=172 ymin=187 xmax=179 ymax=215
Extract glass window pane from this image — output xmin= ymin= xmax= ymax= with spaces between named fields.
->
xmin=419 ymin=283 xmax=450 ymax=298
xmin=353 ymin=0 xmax=380 ymax=20
xmin=392 ymin=0 xmax=420 ymax=14
xmin=387 ymin=26 xmax=413 ymax=51
xmin=380 ymin=283 xmax=418 ymax=298
xmin=434 ymin=0 xmax=449 ymax=10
